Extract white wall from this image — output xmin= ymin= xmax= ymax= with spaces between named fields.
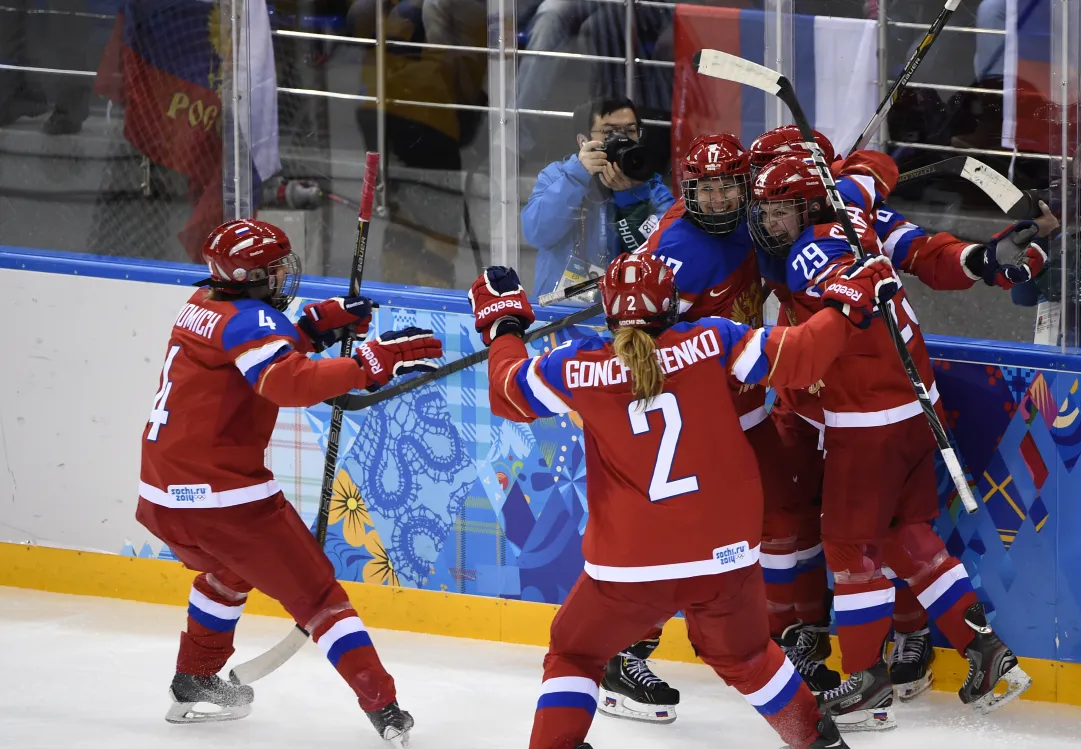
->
xmin=0 ymin=270 xmax=191 ymax=553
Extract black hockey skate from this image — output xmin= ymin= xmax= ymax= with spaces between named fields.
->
xmin=958 ymin=603 xmax=1032 ymax=714
xmin=782 ymin=713 xmax=850 ymax=749
xmin=816 ymin=660 xmax=895 ymax=732
xmin=887 ymin=627 xmax=935 ymax=702
xmin=366 ymin=700 xmax=414 ymax=745
xmin=598 ymin=639 xmax=679 ymax=724
xmin=774 ymin=622 xmax=841 ymax=693
xmin=165 ymin=672 xmax=254 ymax=724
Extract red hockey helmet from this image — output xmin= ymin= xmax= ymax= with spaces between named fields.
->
xmin=197 ymin=219 xmax=300 ymax=311
xmin=748 ymin=125 xmax=836 ymax=174
xmin=748 ymin=155 xmax=831 ymax=257
xmin=679 ymin=133 xmax=751 ymax=235
xmin=600 ymin=252 xmax=679 ymax=333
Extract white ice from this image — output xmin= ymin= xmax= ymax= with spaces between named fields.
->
xmin=1 ymin=587 xmax=1079 ymax=748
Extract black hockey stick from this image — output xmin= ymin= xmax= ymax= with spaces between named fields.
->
xmin=897 ymin=156 xmax=1042 ymax=220
xmin=330 ymin=303 xmax=604 ymax=411
xmin=848 ymin=0 xmax=962 ymax=153
xmin=694 ymin=49 xmax=979 ymax=514
xmin=228 ymin=152 xmax=381 ymax=687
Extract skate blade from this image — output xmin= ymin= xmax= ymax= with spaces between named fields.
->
xmin=383 ymin=727 xmax=411 ymax=747
xmin=895 ymin=671 xmax=934 ymax=702
xmin=164 ymin=699 xmax=252 ymax=724
xmin=597 ymin=690 xmax=676 ymax=724
xmin=971 ymin=665 xmax=1032 ymax=715
xmin=832 ymin=705 xmax=896 ymax=733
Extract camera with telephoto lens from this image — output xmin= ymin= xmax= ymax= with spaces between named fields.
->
xmin=598 ymin=132 xmax=654 ymax=182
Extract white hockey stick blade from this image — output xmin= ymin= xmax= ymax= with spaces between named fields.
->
xmin=693 ymin=49 xmax=782 ymax=94
xmin=958 ymin=158 xmax=1032 ymax=219
xmin=228 ymin=625 xmax=310 ymax=686
xmin=941 ymin=447 xmax=978 ymax=513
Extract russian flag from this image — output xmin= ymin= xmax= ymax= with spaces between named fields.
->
xmin=671 ymin=5 xmax=879 ymax=177
xmin=1002 ymin=0 xmax=1066 ymax=154
xmin=95 ymin=0 xmax=279 ymax=260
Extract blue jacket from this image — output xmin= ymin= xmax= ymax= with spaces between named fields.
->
xmin=522 ymin=154 xmax=675 ymax=296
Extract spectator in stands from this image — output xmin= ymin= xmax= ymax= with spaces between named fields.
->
xmin=522 ymin=96 xmax=675 ymax=297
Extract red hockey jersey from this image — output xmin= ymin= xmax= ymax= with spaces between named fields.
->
xmin=778 ymin=198 xmax=939 ymax=429
xmin=644 ymin=200 xmax=767 ymax=430
xmin=487 ymin=312 xmax=852 ymax=582
xmin=139 ymin=290 xmax=366 ymax=509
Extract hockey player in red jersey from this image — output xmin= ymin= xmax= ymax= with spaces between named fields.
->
xmin=749 ymin=155 xmax=1033 ymax=731
xmin=469 ymin=252 xmax=905 ymax=749
xmin=593 ymin=133 xmax=839 ymax=724
xmin=751 ymin=125 xmax=1055 ymax=704
xmin=136 ymin=219 xmax=444 ymax=743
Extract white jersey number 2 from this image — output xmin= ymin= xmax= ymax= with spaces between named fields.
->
xmin=146 ymin=344 xmax=181 ymax=442
xmin=627 ymin=393 xmax=700 ymax=502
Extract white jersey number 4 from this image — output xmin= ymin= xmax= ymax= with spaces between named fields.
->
xmin=628 ymin=392 xmax=700 ymax=502
xmin=146 ymin=344 xmax=181 ymax=442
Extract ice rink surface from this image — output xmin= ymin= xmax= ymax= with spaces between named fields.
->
xmin=2 ymin=587 xmax=1079 ymax=749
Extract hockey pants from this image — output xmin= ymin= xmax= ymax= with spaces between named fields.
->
xmin=529 ymin=567 xmax=823 ymax=749
xmin=137 ymin=493 xmax=398 ymax=712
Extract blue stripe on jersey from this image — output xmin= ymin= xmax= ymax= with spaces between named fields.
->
xmin=240 ymin=343 xmax=293 ymax=386
xmin=836 ymin=176 xmax=878 ymax=213
xmin=512 ymin=337 xmax=600 ymax=416
xmin=221 ymin=300 xmax=297 ymax=352
xmin=651 ymin=218 xmax=754 ymax=297
xmin=513 ymin=360 xmax=561 ymax=418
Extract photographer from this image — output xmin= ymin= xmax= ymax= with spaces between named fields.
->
xmin=522 ymin=96 xmax=675 ymax=297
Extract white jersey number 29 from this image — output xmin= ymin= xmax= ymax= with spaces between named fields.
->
xmin=627 ymin=393 xmax=700 ymax=502
xmin=146 ymin=344 xmax=181 ymax=442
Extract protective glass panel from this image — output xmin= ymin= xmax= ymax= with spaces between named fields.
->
xmin=0 ymin=0 xmax=241 ymax=265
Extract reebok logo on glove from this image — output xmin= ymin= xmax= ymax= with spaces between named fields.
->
xmin=355 ymin=343 xmax=384 ymax=375
xmin=824 ymin=282 xmax=865 ymax=303
xmin=477 ymin=299 xmax=526 ymax=318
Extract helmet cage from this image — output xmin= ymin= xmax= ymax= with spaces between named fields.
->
xmin=681 ymin=173 xmax=749 ymax=235
xmin=749 ymin=197 xmax=807 ymax=258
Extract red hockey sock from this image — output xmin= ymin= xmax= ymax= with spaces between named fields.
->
xmin=529 ymin=662 xmax=600 ymax=749
xmin=310 ymin=605 xmax=397 ymax=712
xmin=888 ymin=573 xmax=930 ymax=633
xmin=728 ymin=642 xmax=822 ymax=749
xmin=176 ymin=573 xmax=250 ymax=676
xmin=904 ymin=558 xmax=978 ymax=654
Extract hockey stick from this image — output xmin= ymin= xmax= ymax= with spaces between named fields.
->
xmin=848 ymin=0 xmax=962 ymax=153
xmin=897 ymin=156 xmax=1042 ymax=220
xmin=228 ymin=152 xmax=381 ymax=687
xmin=538 ymin=277 xmax=601 ymax=306
xmin=330 ymin=303 xmax=604 ymax=411
xmin=694 ymin=49 xmax=979 ymax=514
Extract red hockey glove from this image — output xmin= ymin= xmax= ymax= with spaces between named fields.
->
xmin=966 ymin=221 xmax=1048 ymax=290
xmin=353 ymin=327 xmax=443 ymax=392
xmin=298 ymin=296 xmax=377 ymax=352
xmin=822 ymin=255 xmax=900 ymax=329
xmin=468 ymin=266 xmax=535 ymax=346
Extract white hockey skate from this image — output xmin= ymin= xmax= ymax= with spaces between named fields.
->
xmin=887 ymin=627 xmax=935 ymax=702
xmin=165 ymin=672 xmax=254 ymax=724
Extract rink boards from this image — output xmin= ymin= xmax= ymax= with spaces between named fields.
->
xmin=3 ymin=246 xmax=1081 ymax=705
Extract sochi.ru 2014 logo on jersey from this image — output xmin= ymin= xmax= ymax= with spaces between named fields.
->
xmin=713 ymin=541 xmax=749 ymax=568
xmin=167 ymin=484 xmax=212 ymax=504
